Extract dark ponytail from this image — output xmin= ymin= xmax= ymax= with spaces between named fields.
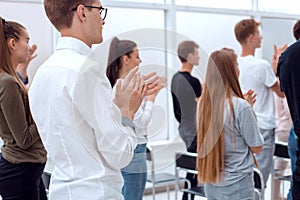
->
xmin=0 ymin=17 xmax=28 ymax=94
xmin=0 ymin=17 xmax=33 ymax=123
xmin=0 ymin=17 xmax=15 ymax=77
xmin=106 ymin=37 xmax=137 ymax=87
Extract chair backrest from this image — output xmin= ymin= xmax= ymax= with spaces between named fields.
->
xmin=146 ymin=145 xmax=152 ymax=161
xmin=253 ymin=167 xmax=265 ymax=200
xmin=42 ymin=171 xmax=51 ymax=190
xmin=274 ymin=142 xmax=289 ymax=158
xmin=146 ymin=145 xmax=155 ymax=176
xmin=175 ymin=152 xmax=198 ymax=174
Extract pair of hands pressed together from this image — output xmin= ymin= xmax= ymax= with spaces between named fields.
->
xmin=114 ymin=66 xmax=166 ymax=120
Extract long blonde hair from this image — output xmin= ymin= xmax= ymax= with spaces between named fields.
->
xmin=196 ymin=48 xmax=244 ymax=183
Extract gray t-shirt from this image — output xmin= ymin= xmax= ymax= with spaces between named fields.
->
xmin=213 ymin=97 xmax=264 ymax=186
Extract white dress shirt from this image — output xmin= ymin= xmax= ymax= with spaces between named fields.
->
xmin=29 ymin=37 xmax=137 ymax=200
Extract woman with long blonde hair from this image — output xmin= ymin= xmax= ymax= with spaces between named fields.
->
xmin=197 ymin=48 xmax=263 ymax=199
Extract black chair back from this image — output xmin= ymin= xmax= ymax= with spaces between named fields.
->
xmin=274 ymin=142 xmax=289 ymax=158
xmin=175 ymin=152 xmax=197 ymax=171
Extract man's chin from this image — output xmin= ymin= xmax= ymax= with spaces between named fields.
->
xmin=96 ymin=37 xmax=103 ymax=44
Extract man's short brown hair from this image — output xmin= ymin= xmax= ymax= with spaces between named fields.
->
xmin=234 ymin=19 xmax=261 ymax=44
xmin=293 ymin=20 xmax=300 ymax=40
xmin=177 ymin=41 xmax=199 ymax=63
xmin=44 ymin=0 xmax=96 ymax=31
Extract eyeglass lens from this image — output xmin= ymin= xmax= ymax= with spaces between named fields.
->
xmin=100 ymin=8 xmax=107 ymax=20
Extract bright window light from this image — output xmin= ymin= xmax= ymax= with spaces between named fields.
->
xmin=259 ymin=0 xmax=300 ymax=14
xmin=111 ymin=0 xmax=164 ymax=3
xmin=176 ymin=0 xmax=252 ymax=10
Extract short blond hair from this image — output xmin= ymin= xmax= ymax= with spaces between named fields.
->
xmin=234 ymin=19 xmax=261 ymax=44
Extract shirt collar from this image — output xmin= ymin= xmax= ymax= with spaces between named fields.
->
xmin=56 ymin=37 xmax=91 ymax=56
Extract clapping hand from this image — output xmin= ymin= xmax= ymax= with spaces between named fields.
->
xmin=272 ymin=44 xmax=288 ymax=75
xmin=16 ymin=44 xmax=38 ymax=81
xmin=114 ymin=67 xmax=149 ymax=120
xmin=243 ymin=89 xmax=257 ymax=107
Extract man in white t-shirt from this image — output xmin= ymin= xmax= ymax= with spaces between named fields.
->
xmin=234 ymin=19 xmax=284 ymax=185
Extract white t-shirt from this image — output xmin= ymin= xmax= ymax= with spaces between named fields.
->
xmin=238 ymin=55 xmax=277 ymax=129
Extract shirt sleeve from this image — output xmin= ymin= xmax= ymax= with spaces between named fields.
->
xmin=237 ymin=103 xmax=264 ymax=147
xmin=72 ymin=59 xmax=137 ymax=169
xmin=133 ymin=100 xmax=154 ymax=130
xmin=193 ymin=79 xmax=202 ymax=98
xmin=0 ymin=78 xmax=39 ymax=149
xmin=16 ymin=72 xmax=28 ymax=85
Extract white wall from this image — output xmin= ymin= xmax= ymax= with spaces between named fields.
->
xmin=261 ymin=18 xmax=297 ymax=63
xmin=0 ymin=1 xmax=55 ymax=86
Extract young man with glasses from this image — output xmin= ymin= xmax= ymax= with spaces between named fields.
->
xmin=29 ymin=0 xmax=147 ymax=199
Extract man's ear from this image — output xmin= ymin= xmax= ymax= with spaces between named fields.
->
xmin=248 ymin=34 xmax=254 ymax=43
xmin=75 ymin=4 xmax=86 ymax=21
xmin=186 ymin=53 xmax=192 ymax=63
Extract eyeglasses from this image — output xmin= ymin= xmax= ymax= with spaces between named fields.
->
xmin=72 ymin=5 xmax=108 ymax=20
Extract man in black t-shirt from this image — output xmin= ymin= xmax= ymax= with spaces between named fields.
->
xmin=171 ymin=40 xmax=202 ymax=200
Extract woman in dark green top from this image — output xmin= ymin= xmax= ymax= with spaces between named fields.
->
xmin=0 ymin=17 xmax=47 ymax=200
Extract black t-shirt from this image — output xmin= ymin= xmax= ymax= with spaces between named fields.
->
xmin=171 ymin=71 xmax=202 ymax=123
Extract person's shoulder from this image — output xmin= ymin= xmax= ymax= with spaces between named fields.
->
xmin=172 ymin=71 xmax=179 ymax=76
xmin=248 ymin=57 xmax=270 ymax=70
xmin=279 ymin=40 xmax=300 ymax=65
xmin=171 ymin=71 xmax=182 ymax=80
xmin=284 ymin=40 xmax=300 ymax=54
xmin=290 ymin=39 xmax=300 ymax=48
xmin=238 ymin=55 xmax=263 ymax=66
xmin=190 ymin=74 xmax=200 ymax=81
xmin=179 ymin=71 xmax=194 ymax=79
xmin=0 ymin=73 xmax=17 ymax=85
xmin=232 ymin=97 xmax=251 ymax=112
xmin=0 ymin=73 xmax=18 ymax=91
xmin=237 ymin=55 xmax=252 ymax=62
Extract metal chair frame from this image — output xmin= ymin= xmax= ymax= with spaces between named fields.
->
xmin=175 ymin=152 xmax=205 ymax=200
xmin=271 ymin=142 xmax=291 ymax=199
xmin=146 ymin=145 xmax=182 ymax=200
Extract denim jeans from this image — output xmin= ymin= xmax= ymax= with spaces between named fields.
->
xmin=287 ymin=127 xmax=298 ymax=200
xmin=205 ymin=173 xmax=255 ymax=200
xmin=121 ymin=144 xmax=147 ymax=200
